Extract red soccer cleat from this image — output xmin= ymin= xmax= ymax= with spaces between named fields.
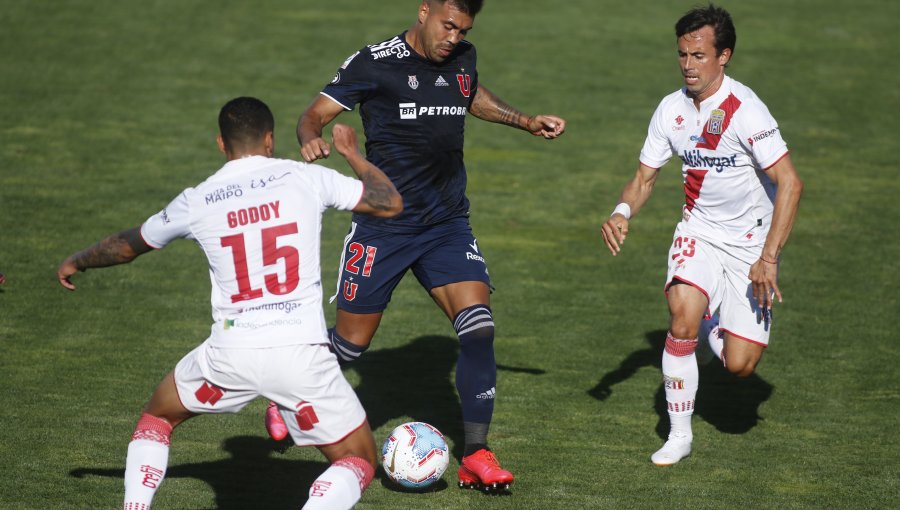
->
xmin=265 ymin=401 xmax=289 ymax=441
xmin=458 ymin=448 xmax=514 ymax=492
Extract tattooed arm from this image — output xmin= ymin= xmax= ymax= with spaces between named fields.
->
xmin=468 ymin=84 xmax=567 ymax=139
xmin=57 ymin=227 xmax=153 ymax=291
xmin=330 ymin=123 xmax=403 ymax=218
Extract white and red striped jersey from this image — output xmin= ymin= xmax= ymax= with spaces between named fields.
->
xmin=640 ymin=75 xmax=788 ymax=246
xmin=141 ymin=156 xmax=363 ymax=348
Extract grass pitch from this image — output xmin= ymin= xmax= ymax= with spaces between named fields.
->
xmin=1 ymin=1 xmax=898 ymax=508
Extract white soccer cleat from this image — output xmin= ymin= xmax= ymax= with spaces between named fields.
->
xmin=651 ymin=436 xmax=692 ymax=466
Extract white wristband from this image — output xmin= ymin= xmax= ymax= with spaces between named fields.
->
xmin=612 ymin=203 xmax=631 ymax=220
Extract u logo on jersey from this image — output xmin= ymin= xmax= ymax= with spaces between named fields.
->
xmin=456 ymin=73 xmax=471 ymax=97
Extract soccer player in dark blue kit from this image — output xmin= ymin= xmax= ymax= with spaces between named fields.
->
xmin=267 ymin=0 xmax=566 ymax=491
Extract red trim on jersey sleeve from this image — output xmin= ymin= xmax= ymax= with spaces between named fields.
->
xmin=761 ymin=150 xmax=790 ymax=171
xmin=696 ymin=93 xmax=742 ymax=151
xmin=139 ymin=225 xmax=164 ymax=250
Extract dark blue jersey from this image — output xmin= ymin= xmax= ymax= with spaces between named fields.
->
xmin=321 ymin=32 xmax=478 ymax=233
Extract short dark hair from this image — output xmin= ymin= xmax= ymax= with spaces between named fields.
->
xmin=675 ymin=4 xmax=736 ymax=57
xmin=218 ymin=97 xmax=274 ymax=151
xmin=431 ymin=0 xmax=483 ymax=16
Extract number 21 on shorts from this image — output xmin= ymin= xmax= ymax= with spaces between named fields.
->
xmin=342 ymin=242 xmax=377 ymax=301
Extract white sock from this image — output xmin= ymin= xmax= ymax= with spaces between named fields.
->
xmin=124 ymin=440 xmax=169 ymax=509
xmin=662 ymin=332 xmax=699 ymax=440
xmin=302 ymin=457 xmax=373 ymax=510
xmin=124 ymin=413 xmax=172 ymax=509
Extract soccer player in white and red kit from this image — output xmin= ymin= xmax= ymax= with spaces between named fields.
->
xmin=600 ymin=5 xmax=803 ymax=466
xmin=57 ymin=97 xmax=402 ymax=509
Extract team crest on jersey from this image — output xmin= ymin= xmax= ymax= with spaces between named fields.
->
xmin=707 ymin=108 xmax=726 ymax=135
xmin=456 ymin=73 xmax=471 ymax=97
xmin=408 ymin=75 xmax=419 ymax=90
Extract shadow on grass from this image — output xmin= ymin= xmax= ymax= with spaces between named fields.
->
xmin=70 ymin=336 xmax=540 ymax=503
xmin=588 ymin=329 xmax=774 ymax=439
xmin=70 ymin=435 xmax=324 ymax=509
xmin=342 ymin=335 xmax=544 ymax=461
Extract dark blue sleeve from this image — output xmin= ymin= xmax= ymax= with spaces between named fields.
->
xmin=321 ymin=49 xmax=378 ymax=111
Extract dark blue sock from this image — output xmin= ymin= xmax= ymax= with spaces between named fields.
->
xmin=329 ymin=328 xmax=368 ymax=365
xmin=454 ymin=305 xmax=497 ymax=436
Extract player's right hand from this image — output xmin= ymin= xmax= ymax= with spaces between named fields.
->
xmin=300 ymin=137 xmax=331 ymax=162
xmin=57 ymin=258 xmax=79 ymax=291
xmin=600 ymin=214 xmax=629 ymax=256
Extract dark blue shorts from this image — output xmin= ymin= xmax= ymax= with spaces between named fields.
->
xmin=331 ymin=218 xmax=492 ymax=314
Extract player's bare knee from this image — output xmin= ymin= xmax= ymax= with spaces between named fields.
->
xmin=724 ymin=357 xmax=758 ymax=377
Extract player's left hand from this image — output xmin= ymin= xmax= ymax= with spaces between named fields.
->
xmin=526 ymin=115 xmax=566 ymax=139
xmin=57 ymin=258 xmax=79 ymax=291
xmin=748 ymin=257 xmax=781 ymax=312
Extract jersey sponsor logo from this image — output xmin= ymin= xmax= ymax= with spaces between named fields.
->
xmin=679 ymin=149 xmax=739 ymax=173
xmin=398 ymin=102 xmax=468 ymax=119
xmin=340 ymin=51 xmax=360 ymax=69
xmin=408 ymin=74 xmax=419 ymax=90
xmin=435 ymin=75 xmax=449 ymax=86
xmin=469 ymin=239 xmax=479 ymax=253
xmin=399 ymin=102 xmax=417 ymax=119
xmin=250 ymin=171 xmax=290 ymax=189
xmin=747 ymin=127 xmax=779 ymax=146
xmin=456 ymin=73 xmax=472 ymax=97
xmin=368 ymin=36 xmax=410 ymax=60
xmin=241 ymin=300 xmax=302 ymax=314
xmin=466 ymin=251 xmax=485 ymax=263
xmin=689 ymin=135 xmax=707 ymax=144
xmin=224 ymin=317 xmax=303 ymax=330
xmin=159 ymin=208 xmax=171 ymax=224
xmin=205 ymin=184 xmax=244 ymax=205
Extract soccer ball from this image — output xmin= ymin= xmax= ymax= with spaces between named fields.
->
xmin=381 ymin=422 xmax=450 ymax=489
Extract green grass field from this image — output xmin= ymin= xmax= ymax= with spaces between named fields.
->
xmin=2 ymin=1 xmax=898 ymax=508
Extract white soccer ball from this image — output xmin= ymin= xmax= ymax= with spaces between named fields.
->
xmin=381 ymin=421 xmax=450 ymax=489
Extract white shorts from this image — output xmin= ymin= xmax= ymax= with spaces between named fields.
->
xmin=664 ymin=225 xmax=772 ymax=346
xmin=174 ymin=341 xmax=367 ymax=446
